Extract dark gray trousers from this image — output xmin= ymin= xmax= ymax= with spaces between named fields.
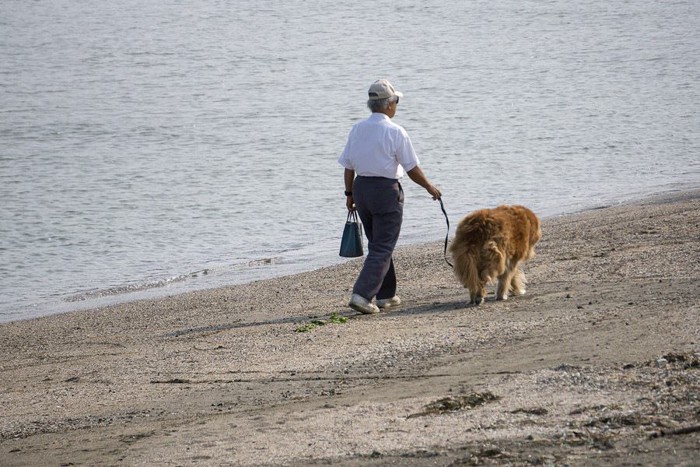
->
xmin=352 ymin=176 xmax=404 ymax=301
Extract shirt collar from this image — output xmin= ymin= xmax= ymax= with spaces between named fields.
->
xmin=369 ymin=112 xmax=391 ymax=122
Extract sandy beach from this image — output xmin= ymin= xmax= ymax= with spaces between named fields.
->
xmin=1 ymin=189 xmax=698 ymax=466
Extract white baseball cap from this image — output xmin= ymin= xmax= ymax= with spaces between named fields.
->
xmin=368 ymin=79 xmax=403 ymax=101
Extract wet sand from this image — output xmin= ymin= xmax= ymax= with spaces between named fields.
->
xmin=1 ymin=189 xmax=699 ymax=466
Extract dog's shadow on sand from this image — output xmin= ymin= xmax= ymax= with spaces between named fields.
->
xmin=379 ymin=299 xmax=485 ymax=318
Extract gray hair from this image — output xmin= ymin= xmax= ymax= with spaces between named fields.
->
xmin=367 ymin=97 xmax=395 ymax=113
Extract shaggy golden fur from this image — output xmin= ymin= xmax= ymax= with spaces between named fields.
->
xmin=449 ymin=205 xmax=541 ymax=305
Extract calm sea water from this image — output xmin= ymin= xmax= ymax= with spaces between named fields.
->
xmin=1 ymin=0 xmax=698 ymax=322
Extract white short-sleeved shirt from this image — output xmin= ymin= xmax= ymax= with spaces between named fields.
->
xmin=338 ymin=113 xmax=420 ymax=179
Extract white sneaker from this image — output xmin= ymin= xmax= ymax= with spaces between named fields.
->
xmin=375 ymin=296 xmax=401 ymax=309
xmin=348 ymin=294 xmax=380 ymax=315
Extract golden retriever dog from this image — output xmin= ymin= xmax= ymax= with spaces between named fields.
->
xmin=449 ymin=205 xmax=541 ymax=305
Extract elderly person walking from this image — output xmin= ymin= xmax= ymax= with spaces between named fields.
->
xmin=338 ymin=79 xmax=442 ymax=315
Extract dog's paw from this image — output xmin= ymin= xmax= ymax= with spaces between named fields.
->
xmin=496 ymin=294 xmax=508 ymax=301
xmin=471 ymin=296 xmax=485 ymax=306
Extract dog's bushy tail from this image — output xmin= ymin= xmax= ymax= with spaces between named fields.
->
xmin=451 ymin=243 xmax=481 ymax=292
xmin=451 ymin=239 xmax=506 ymax=291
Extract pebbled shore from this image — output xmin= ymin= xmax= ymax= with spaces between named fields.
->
xmin=1 ymin=189 xmax=699 ymax=466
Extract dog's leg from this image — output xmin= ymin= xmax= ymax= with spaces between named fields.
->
xmin=476 ymin=285 xmax=486 ymax=305
xmin=511 ymin=268 xmax=527 ymax=296
xmin=469 ymin=290 xmax=484 ymax=305
xmin=469 ymin=289 xmax=485 ymax=305
xmin=496 ymin=270 xmax=513 ymax=301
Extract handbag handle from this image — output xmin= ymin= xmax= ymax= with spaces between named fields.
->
xmin=347 ymin=210 xmax=359 ymax=223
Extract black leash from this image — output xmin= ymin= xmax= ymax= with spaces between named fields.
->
xmin=439 ymin=198 xmax=453 ymax=268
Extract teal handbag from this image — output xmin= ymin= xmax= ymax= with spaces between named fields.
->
xmin=339 ymin=211 xmax=364 ymax=257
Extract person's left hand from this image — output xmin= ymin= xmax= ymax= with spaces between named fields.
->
xmin=427 ymin=184 xmax=442 ymax=200
xmin=346 ymin=196 xmax=356 ymax=211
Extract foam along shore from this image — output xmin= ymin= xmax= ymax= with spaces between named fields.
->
xmin=1 ymin=189 xmax=699 ymax=466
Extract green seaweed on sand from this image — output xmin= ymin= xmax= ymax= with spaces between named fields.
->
xmin=329 ymin=312 xmax=348 ymax=324
xmin=295 ymin=313 xmax=348 ymax=332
